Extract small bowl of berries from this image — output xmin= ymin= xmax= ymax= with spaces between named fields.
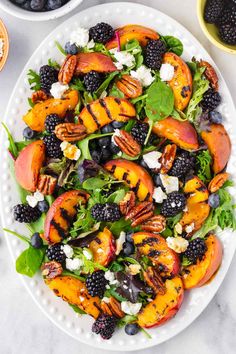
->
xmin=197 ymin=0 xmax=236 ymax=54
xmin=0 ymin=0 xmax=83 ymax=21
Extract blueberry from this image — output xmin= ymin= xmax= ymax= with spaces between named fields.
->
xmin=208 ymin=193 xmax=220 ymax=208
xmin=30 ymin=0 xmax=45 ymax=10
xmin=31 ymin=232 xmax=43 ymax=249
xmin=91 ymin=149 xmax=102 ymax=164
xmin=209 ymin=111 xmax=223 ymax=124
xmin=101 ymin=123 xmax=114 ymax=134
xmin=110 ymin=142 xmax=120 ymax=155
xmin=125 ymin=231 xmax=134 ymax=243
xmin=153 ymin=174 xmax=163 ymax=188
xmin=112 ymin=121 xmax=125 ymax=129
xmin=23 ymin=127 xmax=38 ymax=139
xmin=101 ymin=148 xmax=112 ymax=162
xmin=47 ymin=0 xmax=62 ymax=10
xmin=139 ymin=158 xmax=149 ymax=170
xmin=125 ymin=323 xmax=140 ymax=336
xmin=98 ymin=136 xmax=111 ymax=148
xmin=37 ymin=200 xmax=49 ymax=213
xmin=22 ymin=1 xmax=31 ymax=10
xmin=122 ymin=242 xmax=135 ymax=256
xmin=65 ymin=42 xmax=79 ymax=55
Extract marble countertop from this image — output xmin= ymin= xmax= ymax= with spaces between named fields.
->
xmin=0 ymin=1 xmax=236 ymax=353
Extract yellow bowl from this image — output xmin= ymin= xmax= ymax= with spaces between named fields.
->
xmin=197 ymin=0 xmax=236 ymax=55
xmin=0 ymin=19 xmax=9 ymax=72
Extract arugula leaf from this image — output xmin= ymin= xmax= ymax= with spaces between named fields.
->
xmin=181 ymin=256 xmax=192 ymax=266
xmin=70 ymin=77 xmax=85 ymax=92
xmin=28 ymin=98 xmax=35 ymax=108
xmin=69 ymin=304 xmax=86 ymax=315
xmin=27 ymin=69 xmax=41 ymax=91
xmin=145 ymin=81 xmax=174 ymax=122
xmin=2 ymin=122 xmax=18 ymax=158
xmin=196 ymin=150 xmax=212 ymax=183
xmin=55 ymin=41 xmax=66 ymax=55
xmin=73 ymin=248 xmax=107 ymax=274
xmin=16 ymin=246 xmax=45 ymax=277
xmin=70 ymin=205 xmax=94 ymax=236
xmin=162 ymin=36 xmax=183 ymax=56
xmin=48 ymin=58 xmax=60 ymax=70
xmin=117 ymin=315 xmax=138 ymax=328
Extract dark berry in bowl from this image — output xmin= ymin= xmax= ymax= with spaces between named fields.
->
xmin=31 ymin=232 xmax=43 ymax=249
xmin=86 ymin=270 xmax=107 ymax=298
xmin=46 ymin=244 xmax=66 ymax=263
xmin=204 ymin=0 xmax=224 ymax=24
xmin=101 ymin=123 xmax=114 ymax=134
xmin=219 ymin=24 xmax=236 ymax=45
xmin=37 ymin=200 xmax=49 ymax=213
xmin=209 ymin=110 xmax=223 ymax=124
xmin=84 ymin=71 xmax=102 ymax=92
xmin=208 ymin=193 xmax=220 ymax=208
xmin=23 ymin=126 xmax=38 ymax=139
xmin=122 ymin=242 xmax=135 ymax=256
xmin=219 ymin=5 xmax=236 ymax=26
xmin=125 ymin=323 xmax=140 ymax=336
xmin=30 ymin=0 xmax=45 ymax=11
xmin=89 ymin=22 xmax=115 ymax=44
xmin=47 ymin=0 xmax=62 ymax=10
xmin=45 ymin=114 xmax=61 ymax=133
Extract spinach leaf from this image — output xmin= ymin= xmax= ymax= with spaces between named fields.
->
xmin=162 ymin=36 xmax=183 ymax=56
xmin=96 ymin=71 xmax=120 ymax=97
xmin=78 ymin=132 xmax=113 ymax=160
xmin=16 ymin=246 xmax=45 ymax=277
xmin=106 ymin=189 xmax=126 ymax=203
xmin=69 ymin=304 xmax=86 ymax=315
xmin=145 ymin=81 xmax=174 ymax=122
xmin=110 ymin=218 xmax=132 ymax=236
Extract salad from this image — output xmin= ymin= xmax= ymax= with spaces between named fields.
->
xmin=3 ymin=22 xmax=236 ymax=340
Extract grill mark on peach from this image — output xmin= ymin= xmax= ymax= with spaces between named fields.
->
xmin=86 ymin=104 xmax=100 ymax=128
xmin=136 ymin=237 xmax=160 ymax=248
xmin=110 ymin=165 xmax=116 ymax=174
xmin=197 ymin=185 xmax=207 ymax=192
xmin=144 ymin=192 xmax=151 ymax=201
xmin=94 ymin=237 xmax=102 ymax=244
xmin=99 ymin=99 xmax=113 ymax=121
xmin=51 ymin=219 xmax=67 ymax=239
xmin=122 ymin=172 xmax=129 ymax=181
xmin=148 ymin=250 xmax=161 ymax=258
xmin=60 ymin=208 xmax=73 ymax=224
xmin=133 ymin=179 xmax=141 ymax=193
xmin=114 ymin=98 xmax=121 ymax=105
xmin=119 ymin=113 xmax=136 ymax=119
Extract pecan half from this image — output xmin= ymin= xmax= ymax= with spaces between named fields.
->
xmin=55 ymin=123 xmax=87 ymax=142
xmin=119 ymin=191 xmax=136 ymax=215
xmin=125 ymin=201 xmax=154 ymax=227
xmin=160 ymin=144 xmax=177 ymax=174
xmin=41 ymin=261 xmax=63 ymax=279
xmin=58 ymin=54 xmax=77 ymax=85
xmin=101 ymin=297 xmax=124 ymax=318
xmin=141 ymin=215 xmax=166 ymax=233
xmin=116 ymin=74 xmax=143 ymax=98
xmin=199 ymin=60 xmax=219 ymax=91
xmin=114 ymin=130 xmax=141 ymax=157
xmin=143 ymin=267 xmax=166 ymax=295
xmin=32 ymin=90 xmax=48 ymax=103
xmin=37 ymin=174 xmax=57 ymax=195
xmin=208 ymin=172 xmax=229 ymax=193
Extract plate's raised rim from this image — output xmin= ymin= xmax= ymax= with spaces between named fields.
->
xmin=1 ymin=2 xmax=236 ymax=351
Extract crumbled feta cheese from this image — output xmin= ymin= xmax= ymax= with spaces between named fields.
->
xmin=106 ymin=284 xmax=111 ymax=289
xmin=79 ymin=296 xmax=85 ymax=302
xmin=97 ymin=248 xmax=104 ymax=254
xmin=104 ymin=271 xmax=119 ymax=285
xmin=130 ymin=65 xmax=155 ymax=87
xmin=117 ymin=151 xmax=122 ymax=157
xmin=128 ymin=264 xmax=141 ymax=275
xmin=166 ymin=236 xmax=189 ymax=253
xmin=111 ymin=49 xmax=135 ymax=69
xmin=83 ymin=249 xmax=93 ymax=260
xmin=62 ymin=245 xmax=74 ymax=258
xmin=102 ymin=297 xmax=110 ymax=304
xmin=121 ymin=301 xmax=142 ymax=315
xmin=87 ymin=39 xmax=95 ymax=49
xmin=153 ymin=187 xmax=167 ymax=203
xmin=160 ymin=63 xmax=175 ymax=82
xmin=50 ymin=82 xmax=69 ymax=99
xmin=160 ymin=174 xmax=179 ymax=194
xmin=70 ymin=27 xmax=89 ymax=47
xmin=185 ymin=222 xmax=195 ymax=233
xmin=66 ymin=258 xmax=83 ymax=271
xmin=143 ymin=151 xmax=162 ymax=169
xmin=111 ymin=129 xmax=122 ymax=146
xmin=175 ymin=223 xmax=183 ymax=235
xmin=123 ymin=285 xmax=128 ymax=289
xmin=26 ymin=190 xmax=44 ymax=208
xmin=115 ymin=231 xmax=126 ymax=255
xmin=0 ymin=38 xmax=3 ymax=58
xmin=60 ymin=141 xmax=81 ymax=161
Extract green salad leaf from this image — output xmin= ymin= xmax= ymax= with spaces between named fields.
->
xmin=16 ymin=246 xmax=45 ymax=277
xmin=96 ymin=71 xmax=120 ymax=97
xmin=69 ymin=304 xmax=86 ymax=315
xmin=196 ymin=150 xmax=212 ymax=183
xmin=55 ymin=40 xmax=66 ymax=55
xmin=78 ymin=132 xmax=113 ymax=160
xmin=2 ymin=122 xmax=19 ymax=158
xmin=48 ymin=58 xmax=60 ymax=70
xmin=27 ymin=69 xmax=41 ymax=92
xmin=162 ymin=35 xmax=183 ymax=56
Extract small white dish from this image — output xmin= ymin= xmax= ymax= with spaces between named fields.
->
xmin=0 ymin=0 xmax=83 ymax=21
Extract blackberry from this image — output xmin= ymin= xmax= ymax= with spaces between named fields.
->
xmin=39 ymin=65 xmax=58 ymax=94
xmin=131 ymin=122 xmax=149 ymax=146
xmin=84 ymin=71 xmax=102 ymax=92
xmin=160 ymin=192 xmax=186 ymax=217
xmin=91 ymin=203 xmax=122 ymax=222
xmin=204 ymin=0 xmax=224 ymax=24
xmin=46 ymin=244 xmax=66 ymax=263
xmin=183 ymin=238 xmax=207 ymax=264
xmin=201 ymin=89 xmax=221 ymax=111
xmin=86 ymin=270 xmax=107 ymax=298
xmin=219 ymin=24 xmax=236 ymax=44
xmin=92 ymin=314 xmax=117 ymax=340
xmin=45 ymin=114 xmax=61 ymax=133
xmin=13 ymin=204 xmax=41 ymax=223
xmin=145 ymin=39 xmax=166 ymax=70
xmin=169 ymin=151 xmax=195 ymax=179
xmin=219 ymin=5 xmax=236 ymax=26
xmin=89 ymin=22 xmax=115 ymax=44
xmin=43 ymin=134 xmax=63 ymax=158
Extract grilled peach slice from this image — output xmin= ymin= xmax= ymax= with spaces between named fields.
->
xmin=44 ymin=190 xmax=89 ymax=244
xmin=106 ymin=24 xmax=159 ymax=50
xmin=79 ymin=97 xmax=136 ymax=134
xmin=75 ymin=52 xmax=117 ymax=74
xmin=163 ymin=52 xmax=192 ymax=110
xmin=89 ymin=228 xmax=116 ymax=267
xmin=137 ymin=276 xmax=184 ymax=328
xmin=105 ymin=159 xmax=154 ymax=201
xmin=180 ymin=176 xmax=210 ymax=233
xmin=152 ymin=117 xmax=199 ymax=151
xmin=132 ymin=232 xmax=180 ymax=276
xmin=23 ymin=90 xmax=79 ymax=132
xmin=15 ymin=140 xmax=45 ymax=192
xmin=46 ymin=276 xmax=100 ymax=318
xmin=201 ymin=124 xmax=231 ymax=174
xmin=182 ymin=234 xmax=222 ymax=289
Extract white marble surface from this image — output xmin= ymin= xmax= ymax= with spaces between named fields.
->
xmin=0 ymin=0 xmax=236 ymax=353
